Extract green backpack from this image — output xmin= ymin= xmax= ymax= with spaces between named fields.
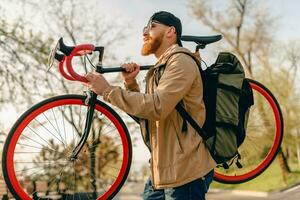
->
xmin=155 ymin=52 xmax=254 ymax=166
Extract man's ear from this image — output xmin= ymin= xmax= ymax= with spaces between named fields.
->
xmin=166 ymin=26 xmax=176 ymax=38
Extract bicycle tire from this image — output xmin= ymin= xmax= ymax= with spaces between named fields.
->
xmin=213 ymin=79 xmax=284 ymax=184
xmin=2 ymin=94 xmax=132 ymax=200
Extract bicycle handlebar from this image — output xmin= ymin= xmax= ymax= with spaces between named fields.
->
xmin=50 ymin=37 xmax=152 ymax=83
xmin=65 ymin=44 xmax=95 ymax=82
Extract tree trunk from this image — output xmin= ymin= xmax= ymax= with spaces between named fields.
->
xmin=277 ymin=147 xmax=291 ymax=184
xmin=297 ymin=140 xmax=300 ymax=168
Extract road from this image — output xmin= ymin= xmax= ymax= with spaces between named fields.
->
xmin=1 ymin=181 xmax=299 ymax=199
xmin=116 ymin=181 xmax=300 ymax=200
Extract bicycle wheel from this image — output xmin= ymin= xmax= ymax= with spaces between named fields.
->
xmin=213 ymin=79 xmax=284 ymax=184
xmin=2 ymin=94 xmax=132 ymax=200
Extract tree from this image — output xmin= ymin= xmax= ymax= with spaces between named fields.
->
xmin=0 ymin=0 xmax=135 ymax=196
xmin=190 ymin=0 xmax=276 ymax=76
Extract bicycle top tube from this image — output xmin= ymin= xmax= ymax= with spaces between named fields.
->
xmin=48 ymin=35 xmax=222 ymax=82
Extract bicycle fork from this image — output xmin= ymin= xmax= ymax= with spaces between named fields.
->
xmin=70 ymin=49 xmax=104 ymax=160
xmin=69 ymin=90 xmax=98 ymax=160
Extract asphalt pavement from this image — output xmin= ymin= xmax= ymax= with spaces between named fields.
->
xmin=1 ymin=180 xmax=299 ymax=199
xmin=116 ymin=181 xmax=300 ymax=200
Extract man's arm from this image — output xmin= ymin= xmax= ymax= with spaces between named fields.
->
xmin=102 ymin=54 xmax=198 ymax=120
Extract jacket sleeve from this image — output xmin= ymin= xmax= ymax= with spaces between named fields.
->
xmin=103 ymin=54 xmax=198 ymax=120
xmin=123 ymin=79 xmax=140 ymax=92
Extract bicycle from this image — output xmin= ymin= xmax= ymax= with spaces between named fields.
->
xmin=1 ymin=35 xmax=284 ymax=200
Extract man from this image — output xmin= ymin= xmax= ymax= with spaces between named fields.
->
xmin=85 ymin=11 xmax=216 ymax=200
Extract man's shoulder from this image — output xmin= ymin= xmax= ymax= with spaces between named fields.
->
xmin=167 ymin=47 xmax=200 ymax=67
xmin=169 ymin=46 xmax=192 ymax=58
xmin=161 ymin=46 xmax=195 ymax=65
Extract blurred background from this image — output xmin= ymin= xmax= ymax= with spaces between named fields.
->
xmin=0 ymin=0 xmax=300 ymax=199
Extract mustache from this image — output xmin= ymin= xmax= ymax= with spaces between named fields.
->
xmin=143 ymin=36 xmax=153 ymax=42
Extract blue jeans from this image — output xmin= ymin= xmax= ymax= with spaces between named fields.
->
xmin=142 ymin=170 xmax=214 ymax=200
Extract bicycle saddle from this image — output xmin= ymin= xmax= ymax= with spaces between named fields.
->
xmin=181 ymin=35 xmax=222 ymax=49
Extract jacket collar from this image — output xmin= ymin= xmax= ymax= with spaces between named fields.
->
xmin=154 ymin=44 xmax=179 ymax=68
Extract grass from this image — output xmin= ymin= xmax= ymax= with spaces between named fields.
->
xmin=211 ymin=159 xmax=300 ymax=192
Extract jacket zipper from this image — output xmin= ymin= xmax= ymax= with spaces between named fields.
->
xmin=150 ymin=125 xmax=156 ymax=190
xmin=145 ymin=69 xmax=156 ymax=190
xmin=143 ymin=71 xmax=152 ymax=152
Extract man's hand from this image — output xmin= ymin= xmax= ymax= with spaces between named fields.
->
xmin=85 ymin=72 xmax=110 ymax=96
xmin=121 ymin=62 xmax=140 ymax=85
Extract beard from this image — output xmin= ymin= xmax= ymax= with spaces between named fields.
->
xmin=141 ymin=33 xmax=163 ymax=56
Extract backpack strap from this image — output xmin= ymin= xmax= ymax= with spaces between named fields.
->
xmin=175 ymin=103 xmax=208 ymax=139
xmin=154 ymin=51 xmax=206 ymax=137
xmin=154 ymin=51 xmax=203 ymax=83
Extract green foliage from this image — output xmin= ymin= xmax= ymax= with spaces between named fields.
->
xmin=212 ymin=159 xmax=300 ymax=192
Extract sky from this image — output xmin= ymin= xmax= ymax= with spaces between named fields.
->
xmin=97 ymin=0 xmax=300 ymax=64
xmin=1 ymin=0 xmax=300 ymax=170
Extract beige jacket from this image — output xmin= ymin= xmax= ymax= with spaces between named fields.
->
xmin=103 ymin=44 xmax=216 ymax=189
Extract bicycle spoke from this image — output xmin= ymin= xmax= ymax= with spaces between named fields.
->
xmin=16 ymin=143 xmax=58 ymax=152
xmin=42 ymin=112 xmax=60 ymax=135
xmin=15 ymin=151 xmax=45 ymax=154
xmin=60 ymin=106 xmax=68 ymax=148
xmin=34 ymin=118 xmax=66 ymax=147
xmin=29 ymin=162 xmax=69 ymax=198
xmin=15 ymin=165 xmax=45 ymax=173
xmin=25 ymin=126 xmax=55 ymax=149
xmin=20 ymin=134 xmax=54 ymax=150
xmin=15 ymin=161 xmax=68 ymax=164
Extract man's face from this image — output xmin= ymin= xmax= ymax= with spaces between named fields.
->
xmin=141 ymin=21 xmax=168 ymax=56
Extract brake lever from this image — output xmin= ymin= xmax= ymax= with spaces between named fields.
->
xmin=47 ymin=40 xmax=60 ymax=71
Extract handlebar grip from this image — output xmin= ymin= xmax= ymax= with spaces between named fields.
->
xmin=65 ymin=44 xmax=95 ymax=82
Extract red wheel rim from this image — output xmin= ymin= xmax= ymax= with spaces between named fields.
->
xmin=213 ymin=81 xmax=283 ymax=183
xmin=5 ymin=98 xmax=130 ymax=199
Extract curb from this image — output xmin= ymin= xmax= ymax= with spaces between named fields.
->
xmin=278 ymin=181 xmax=300 ymax=193
xmin=231 ymin=190 xmax=268 ymax=197
xmin=210 ymin=181 xmax=300 ymax=197
xmin=209 ymin=188 xmax=268 ymax=197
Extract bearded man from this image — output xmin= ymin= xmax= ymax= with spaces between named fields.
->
xmin=85 ymin=11 xmax=215 ymax=200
